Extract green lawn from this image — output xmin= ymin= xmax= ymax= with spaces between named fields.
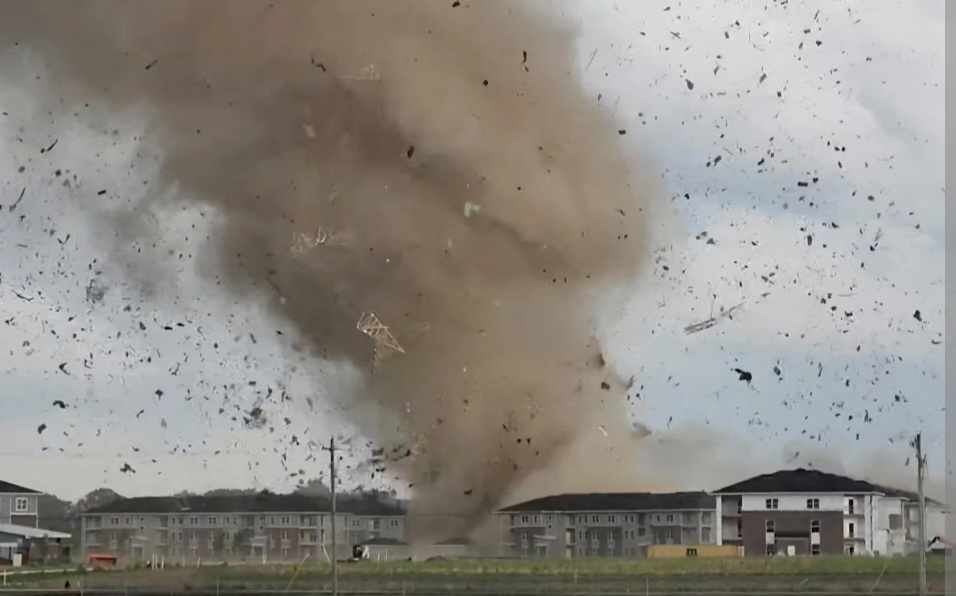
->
xmin=123 ymin=554 xmax=946 ymax=576
xmin=17 ymin=557 xmax=946 ymax=595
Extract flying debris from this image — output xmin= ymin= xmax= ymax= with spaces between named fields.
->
xmin=356 ymin=312 xmax=405 ymax=362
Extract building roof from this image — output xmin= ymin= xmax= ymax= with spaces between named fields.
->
xmin=498 ymin=491 xmax=715 ymax=513
xmin=0 ymin=523 xmax=70 ymax=540
xmin=82 ymin=492 xmax=405 ymax=516
xmin=714 ymin=468 xmax=883 ymax=495
xmin=0 ymin=480 xmax=40 ymax=494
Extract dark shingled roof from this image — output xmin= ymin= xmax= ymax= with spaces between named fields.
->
xmin=714 ymin=469 xmax=883 ymax=495
xmin=82 ymin=492 xmax=405 ymax=516
xmin=498 ymin=491 xmax=714 ymax=513
xmin=0 ymin=480 xmax=40 ymax=494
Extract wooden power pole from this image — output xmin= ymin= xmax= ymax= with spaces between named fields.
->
xmin=915 ymin=433 xmax=927 ymax=596
xmin=323 ymin=438 xmax=338 ymax=596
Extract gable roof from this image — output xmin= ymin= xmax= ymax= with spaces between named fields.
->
xmin=0 ymin=480 xmax=40 ymax=494
xmin=498 ymin=491 xmax=714 ymax=513
xmin=714 ymin=469 xmax=882 ymax=495
xmin=82 ymin=492 xmax=405 ymax=516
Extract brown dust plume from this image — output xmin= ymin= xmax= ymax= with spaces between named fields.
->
xmin=0 ymin=0 xmax=660 ymax=541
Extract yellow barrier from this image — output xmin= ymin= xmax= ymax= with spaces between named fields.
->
xmin=645 ymin=544 xmax=742 ymax=559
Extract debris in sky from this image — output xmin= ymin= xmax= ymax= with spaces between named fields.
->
xmin=356 ymin=312 xmax=404 ymax=361
xmin=734 ymin=368 xmax=753 ymax=383
xmin=684 ymin=302 xmax=744 ymax=335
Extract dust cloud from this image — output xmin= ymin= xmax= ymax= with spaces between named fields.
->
xmin=0 ymin=0 xmax=660 ymax=541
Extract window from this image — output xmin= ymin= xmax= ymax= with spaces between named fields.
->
xmin=390 ymin=519 xmax=400 ymax=528
xmin=280 ymin=530 xmax=289 ymax=540
xmin=806 ymin=498 xmax=820 ymax=510
xmin=845 ymin=544 xmax=855 ymax=555
xmin=208 ymin=516 xmax=218 ymax=526
xmin=591 ymin=515 xmax=599 ymax=523
xmin=280 ymin=516 xmax=291 ymax=525
xmin=736 ymin=519 xmax=742 ymax=538
xmin=701 ymin=512 xmax=711 ymax=525
xmin=765 ymin=520 xmax=775 ymax=533
xmin=188 ymin=516 xmax=199 ymax=526
xmin=520 ymin=515 xmax=529 ymax=524
xmin=766 ymin=544 xmax=775 ymax=556
xmin=810 ymin=544 xmax=820 ymax=556
xmin=765 ymin=498 xmax=779 ymax=510
xmin=607 ymin=515 xmax=616 ymax=524
xmin=124 ymin=517 xmax=132 ymax=525
xmin=666 ymin=514 xmax=674 ymax=523
xmin=110 ymin=516 xmax=120 ymax=526
xmin=686 ymin=547 xmax=698 ymax=557
xmin=702 ymin=527 xmax=711 ymax=542
xmin=810 ymin=520 xmax=820 ymax=533
xmin=847 ymin=522 xmax=855 ymax=537
xmin=847 ymin=499 xmax=855 ymax=514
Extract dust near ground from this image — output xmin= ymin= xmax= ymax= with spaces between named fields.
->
xmin=0 ymin=0 xmax=662 ymax=542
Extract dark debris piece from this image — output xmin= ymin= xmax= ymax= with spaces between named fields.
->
xmin=52 ymin=400 xmax=67 ymax=409
xmin=37 ymin=423 xmax=47 ymax=434
xmin=733 ymin=368 xmax=753 ymax=383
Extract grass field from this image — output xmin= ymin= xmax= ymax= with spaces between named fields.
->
xmin=12 ymin=556 xmax=948 ymax=594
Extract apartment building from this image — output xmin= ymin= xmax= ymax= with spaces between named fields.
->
xmin=497 ymin=492 xmax=716 ymax=559
xmin=79 ymin=492 xmax=405 ymax=563
xmin=714 ymin=468 xmax=947 ymax=557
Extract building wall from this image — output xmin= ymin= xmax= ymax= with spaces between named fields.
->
xmin=0 ymin=494 xmax=39 ymax=525
xmin=500 ymin=509 xmax=716 ymax=559
xmin=80 ymin=511 xmax=406 ymax=563
xmin=741 ymin=494 xmax=844 ymax=512
xmin=740 ymin=510 xmax=843 ymax=556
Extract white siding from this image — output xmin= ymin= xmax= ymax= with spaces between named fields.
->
xmin=741 ymin=494 xmax=843 ymax=512
xmin=714 ymin=497 xmax=723 ymax=544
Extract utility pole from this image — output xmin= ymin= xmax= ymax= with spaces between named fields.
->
xmin=915 ymin=433 xmax=927 ymax=596
xmin=323 ymin=438 xmax=338 ymax=596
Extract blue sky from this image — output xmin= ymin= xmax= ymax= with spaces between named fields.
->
xmin=0 ymin=0 xmax=944 ymax=501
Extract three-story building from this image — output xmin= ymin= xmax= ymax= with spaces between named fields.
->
xmin=497 ymin=492 xmax=716 ymax=559
xmin=80 ymin=492 xmax=405 ymax=563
